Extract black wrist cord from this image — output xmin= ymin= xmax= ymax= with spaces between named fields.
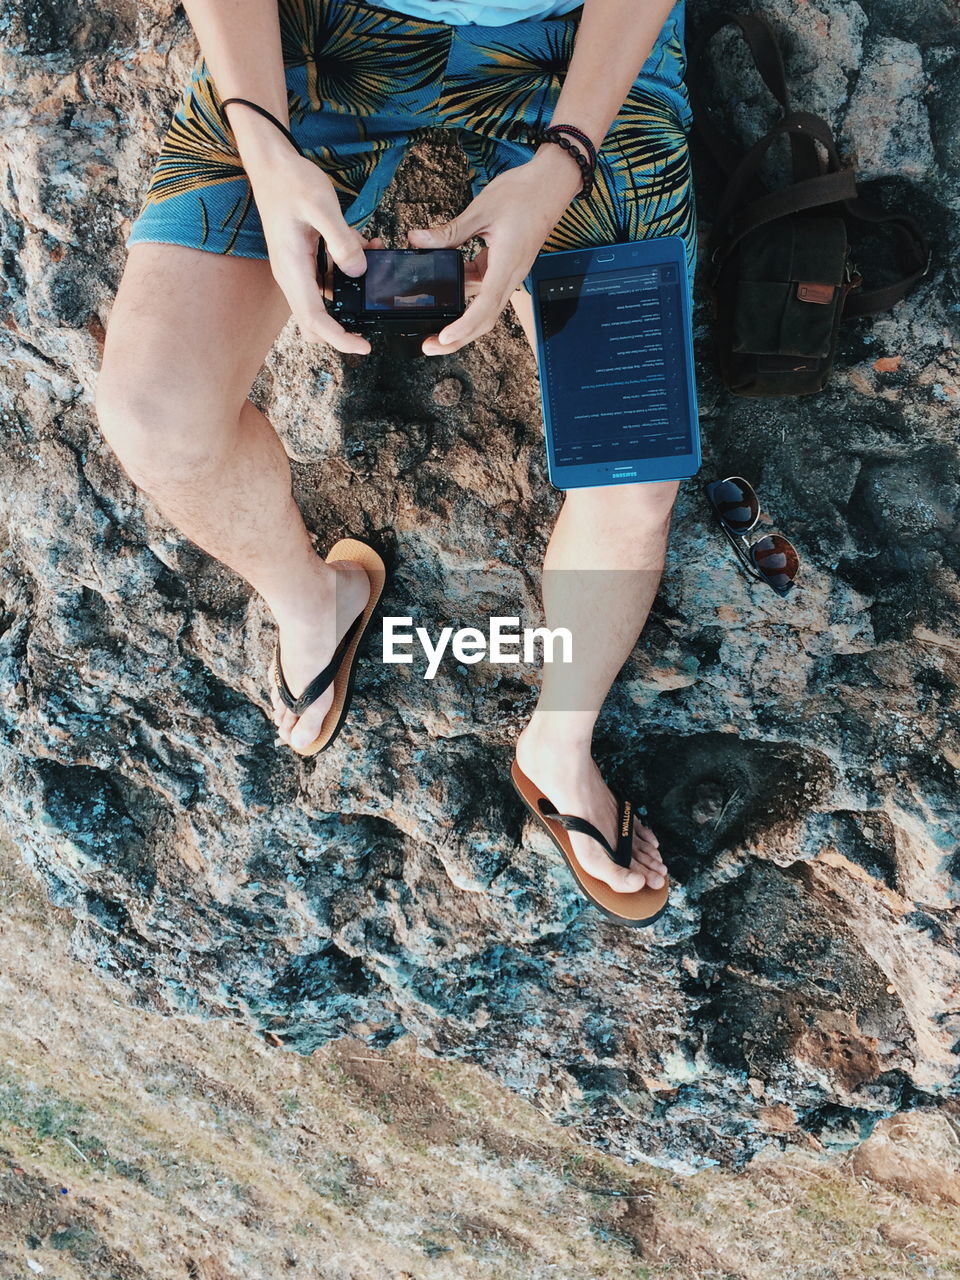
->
xmin=217 ymin=97 xmax=308 ymax=159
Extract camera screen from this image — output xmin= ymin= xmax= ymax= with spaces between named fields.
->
xmin=363 ymin=251 xmax=461 ymax=311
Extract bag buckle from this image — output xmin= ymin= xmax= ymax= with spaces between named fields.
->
xmin=843 ymin=258 xmax=863 ymax=289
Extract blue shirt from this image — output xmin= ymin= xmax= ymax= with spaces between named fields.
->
xmin=371 ymin=0 xmax=582 ymax=24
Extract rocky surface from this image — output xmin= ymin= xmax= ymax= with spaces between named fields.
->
xmin=0 ymin=0 xmax=958 ymax=1173
xmin=4 ymin=832 xmax=959 ymax=1280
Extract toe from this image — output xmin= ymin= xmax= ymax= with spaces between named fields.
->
xmin=276 ymin=708 xmax=298 ymax=744
xmin=633 ymin=815 xmax=659 ymax=848
xmin=633 ymin=849 xmax=665 ymax=887
xmin=634 ymin=826 xmax=665 ymax=858
xmin=289 ymin=692 xmax=333 ymax=752
xmin=270 ymin=686 xmax=288 ymax=726
xmin=604 ymin=860 xmax=650 ymax=890
xmin=569 ymin=836 xmax=648 ymax=893
xmin=636 ymin=842 xmax=665 ymax=870
xmin=633 ymin=829 xmax=663 ymax=860
xmin=633 ymin=827 xmax=666 ymax=877
xmin=633 ymin=816 xmax=662 ymax=856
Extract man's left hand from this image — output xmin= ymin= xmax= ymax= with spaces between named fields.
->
xmin=407 ymin=147 xmax=585 ymax=355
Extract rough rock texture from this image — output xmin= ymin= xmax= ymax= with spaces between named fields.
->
xmin=4 ymin=834 xmax=960 ymax=1280
xmin=0 ymin=0 xmax=958 ymax=1172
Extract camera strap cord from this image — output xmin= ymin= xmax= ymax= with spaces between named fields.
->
xmin=217 ymin=97 xmax=308 ymax=159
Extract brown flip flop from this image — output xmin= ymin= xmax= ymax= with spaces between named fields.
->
xmin=273 ymin=537 xmax=386 ymax=756
xmin=510 ymin=759 xmax=670 ymax=927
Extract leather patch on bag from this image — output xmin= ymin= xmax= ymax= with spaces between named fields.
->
xmin=797 ymin=281 xmax=836 ymax=305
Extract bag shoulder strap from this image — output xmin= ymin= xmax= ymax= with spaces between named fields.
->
xmin=838 ymin=199 xmax=931 ymax=316
xmin=708 ymin=111 xmax=850 ymax=262
xmin=688 ymin=11 xmax=823 ymax=185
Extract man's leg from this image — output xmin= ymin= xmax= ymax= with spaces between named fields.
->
xmin=509 ymin=288 xmax=669 ymax=894
xmin=94 ymin=242 xmax=369 ymax=751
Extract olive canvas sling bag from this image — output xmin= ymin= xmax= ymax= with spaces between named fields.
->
xmin=688 ymin=13 xmax=931 ymax=397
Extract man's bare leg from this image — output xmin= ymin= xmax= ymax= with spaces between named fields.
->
xmin=95 ymin=243 xmax=368 ymax=751
xmin=508 ymin=286 xmax=669 ymax=894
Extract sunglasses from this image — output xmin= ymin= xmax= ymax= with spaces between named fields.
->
xmin=703 ymin=477 xmax=800 ymax=598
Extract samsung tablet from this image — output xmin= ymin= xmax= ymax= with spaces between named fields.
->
xmin=529 ymin=236 xmax=701 ymax=490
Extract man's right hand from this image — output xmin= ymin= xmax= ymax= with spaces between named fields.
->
xmin=249 ymin=150 xmax=374 ymax=355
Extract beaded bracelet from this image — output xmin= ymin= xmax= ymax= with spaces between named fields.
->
xmin=527 ymin=123 xmax=597 ymax=200
xmin=548 ymin=123 xmax=598 ymax=172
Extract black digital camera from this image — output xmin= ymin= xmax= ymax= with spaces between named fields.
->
xmin=322 ymin=246 xmax=466 ymax=340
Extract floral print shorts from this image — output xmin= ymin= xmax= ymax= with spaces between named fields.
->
xmin=126 ymin=0 xmax=697 ymax=291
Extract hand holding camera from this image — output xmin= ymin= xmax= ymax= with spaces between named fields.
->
xmin=245 ymin=148 xmax=377 ymax=355
xmin=407 ymin=147 xmax=582 ymax=355
xmin=243 ymin=106 xmax=567 ymax=358
xmin=251 ymin=149 xmax=467 ymax=354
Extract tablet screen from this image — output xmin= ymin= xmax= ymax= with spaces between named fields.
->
xmin=536 ymin=262 xmax=693 ymax=469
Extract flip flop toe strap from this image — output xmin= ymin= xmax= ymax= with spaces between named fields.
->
xmin=274 ymin=611 xmax=364 ymax=715
xmin=537 ymin=795 xmax=634 ymax=869
xmin=613 ymin=795 xmax=635 ymax=869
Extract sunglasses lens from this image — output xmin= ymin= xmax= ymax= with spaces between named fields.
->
xmin=750 ymin=535 xmax=800 ymax=594
xmin=707 ymin=477 xmax=760 ymax=534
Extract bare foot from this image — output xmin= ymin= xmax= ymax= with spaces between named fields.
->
xmin=269 ymin=559 xmax=371 ymax=752
xmin=515 ymin=722 xmax=666 ymax=893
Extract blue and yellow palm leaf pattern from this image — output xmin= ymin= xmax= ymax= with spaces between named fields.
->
xmin=127 ymin=0 xmax=696 ymax=287
xmin=278 ymin=0 xmax=315 ymax=66
xmin=459 ymin=129 xmax=517 ymax=185
xmin=440 ymin=25 xmax=575 ymax=138
xmin=137 ymin=64 xmax=246 ymax=204
xmin=642 ymin=16 xmax=689 ymax=99
xmin=281 ymin=0 xmax=450 ymax=117
xmin=545 ymin=159 xmax=646 ymax=251
xmin=609 ymin=86 xmax=692 ymax=185
xmin=309 ymin=126 xmax=396 ymax=211
xmin=134 ymin=60 xmax=257 ymax=253
xmin=545 ymin=137 xmax=695 ymax=283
